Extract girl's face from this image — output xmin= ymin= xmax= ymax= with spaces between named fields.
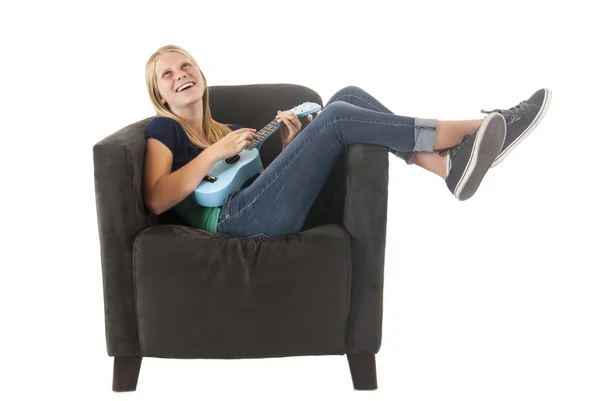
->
xmin=154 ymin=51 xmax=205 ymax=111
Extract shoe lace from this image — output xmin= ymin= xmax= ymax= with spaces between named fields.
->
xmin=481 ymin=101 xmax=531 ymax=124
xmin=438 ymin=134 xmax=474 ymax=158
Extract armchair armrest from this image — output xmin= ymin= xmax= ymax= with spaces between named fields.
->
xmin=343 ymin=144 xmax=390 ymax=354
xmin=93 ymin=117 xmax=158 ymax=356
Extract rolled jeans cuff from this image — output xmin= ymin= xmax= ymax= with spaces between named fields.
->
xmin=413 ymin=118 xmax=437 ymax=153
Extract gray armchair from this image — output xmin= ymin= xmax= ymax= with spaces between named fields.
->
xmin=93 ymin=83 xmax=390 ymax=391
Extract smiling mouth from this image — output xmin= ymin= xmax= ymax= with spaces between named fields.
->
xmin=176 ymin=82 xmax=195 ymax=92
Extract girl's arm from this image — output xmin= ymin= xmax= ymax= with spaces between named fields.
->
xmin=143 ymin=138 xmax=218 ymax=215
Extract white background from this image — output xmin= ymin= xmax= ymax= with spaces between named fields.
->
xmin=1 ymin=0 xmax=599 ymax=400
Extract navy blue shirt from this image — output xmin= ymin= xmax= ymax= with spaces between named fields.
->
xmin=144 ymin=117 xmax=244 ymax=232
xmin=144 ymin=116 xmax=243 ymax=172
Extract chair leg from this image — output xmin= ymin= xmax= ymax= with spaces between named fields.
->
xmin=112 ymin=356 xmax=142 ymax=392
xmin=346 ymin=353 xmax=377 ymax=390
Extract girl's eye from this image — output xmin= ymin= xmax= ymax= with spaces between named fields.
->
xmin=163 ymin=71 xmax=171 ymax=77
xmin=182 ymin=63 xmax=189 ymax=68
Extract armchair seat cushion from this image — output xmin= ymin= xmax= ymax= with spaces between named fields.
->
xmin=133 ymin=223 xmax=352 ymax=359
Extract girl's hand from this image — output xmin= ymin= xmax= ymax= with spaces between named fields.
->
xmin=276 ymin=110 xmax=302 ymax=150
xmin=207 ymin=128 xmax=258 ymax=160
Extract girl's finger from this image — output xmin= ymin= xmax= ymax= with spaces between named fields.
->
xmin=285 ymin=119 xmax=296 ymax=131
xmin=289 ymin=116 xmax=300 ymax=131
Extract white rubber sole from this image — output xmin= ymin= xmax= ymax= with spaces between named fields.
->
xmin=455 ymin=113 xmax=507 ymax=201
xmin=491 ymin=88 xmax=553 ymax=168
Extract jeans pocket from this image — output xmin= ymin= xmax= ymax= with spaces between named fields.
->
xmin=217 ymin=189 xmax=240 ymax=226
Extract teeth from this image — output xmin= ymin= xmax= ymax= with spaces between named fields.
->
xmin=177 ymin=82 xmax=194 ymax=92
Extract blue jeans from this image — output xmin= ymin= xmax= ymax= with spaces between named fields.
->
xmin=216 ymin=85 xmax=437 ymax=240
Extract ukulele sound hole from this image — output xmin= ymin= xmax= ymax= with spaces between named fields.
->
xmin=225 ymin=155 xmax=241 ymax=164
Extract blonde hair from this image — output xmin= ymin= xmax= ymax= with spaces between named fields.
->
xmin=145 ymin=44 xmax=231 ymax=148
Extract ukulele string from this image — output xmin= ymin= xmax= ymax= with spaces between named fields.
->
xmin=251 ymin=119 xmax=281 ymax=146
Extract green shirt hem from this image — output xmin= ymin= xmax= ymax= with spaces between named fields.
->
xmin=172 ymin=195 xmax=221 ymax=232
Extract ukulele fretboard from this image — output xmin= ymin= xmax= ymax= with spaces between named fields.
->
xmin=251 ymin=119 xmax=280 ymax=146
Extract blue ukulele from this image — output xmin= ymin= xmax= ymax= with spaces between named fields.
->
xmin=192 ymin=102 xmax=322 ymax=207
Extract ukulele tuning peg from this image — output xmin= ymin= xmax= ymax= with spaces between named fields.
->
xmin=307 ymin=114 xmax=313 ymax=122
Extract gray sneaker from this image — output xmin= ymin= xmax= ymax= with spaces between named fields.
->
xmin=481 ymin=88 xmax=552 ymax=168
xmin=441 ymin=112 xmax=506 ymax=201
